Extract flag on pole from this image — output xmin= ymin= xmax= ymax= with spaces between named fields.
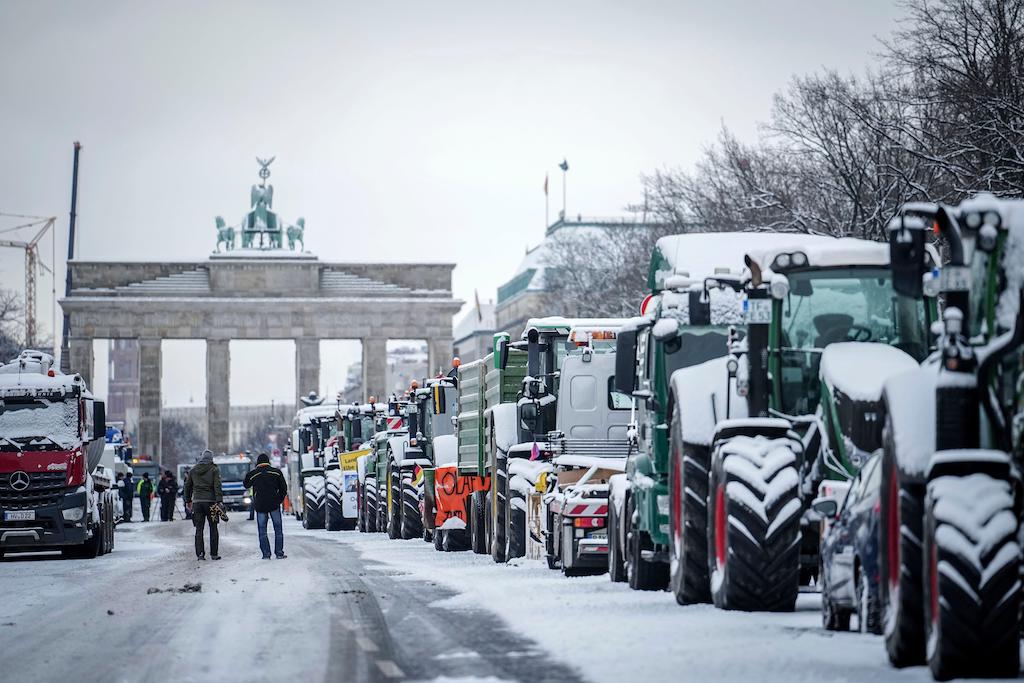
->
xmin=543 ymin=173 xmax=548 ymax=196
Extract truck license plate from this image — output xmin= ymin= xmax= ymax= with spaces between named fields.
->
xmin=589 ymin=530 xmax=607 ymax=540
xmin=4 ymin=510 xmax=35 ymax=521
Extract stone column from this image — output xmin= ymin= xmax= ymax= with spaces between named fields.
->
xmin=295 ymin=338 xmax=320 ymax=406
xmin=361 ymin=337 xmax=387 ymax=402
xmin=206 ymin=339 xmax=230 ymax=454
xmin=137 ymin=338 xmax=162 ymax=462
xmin=68 ymin=337 xmax=94 ymax=389
xmin=427 ymin=338 xmax=455 ymax=378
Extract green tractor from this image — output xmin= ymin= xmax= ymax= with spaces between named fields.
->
xmin=880 ymin=195 xmax=1024 ymax=680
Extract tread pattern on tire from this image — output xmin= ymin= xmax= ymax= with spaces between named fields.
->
xmin=364 ymin=477 xmax=378 ymax=532
xmin=626 ymin=494 xmax=668 ymax=591
xmin=491 ymin=456 xmax=508 ymax=563
xmin=325 ymin=468 xmax=343 ymax=531
xmin=709 ymin=435 xmax=801 ymax=612
xmin=506 ymin=488 xmax=526 ymax=560
xmin=400 ymin=469 xmax=423 ymax=540
xmin=608 ymin=499 xmax=625 ymax=582
xmin=302 ymin=474 xmax=326 ymax=530
xmin=924 ymin=473 xmax=1020 ymax=680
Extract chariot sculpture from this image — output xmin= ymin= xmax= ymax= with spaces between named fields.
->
xmin=213 ymin=157 xmax=308 ymax=253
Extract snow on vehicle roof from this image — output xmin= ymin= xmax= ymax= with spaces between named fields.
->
xmin=743 ymin=236 xmax=889 ymax=271
xmin=523 ymin=316 xmax=631 ymax=335
xmin=819 ymin=343 xmax=919 ymax=402
xmin=296 ymin=404 xmax=339 ymax=424
xmin=649 ymin=232 xmax=827 ymax=292
xmin=0 ymin=351 xmax=84 ymax=394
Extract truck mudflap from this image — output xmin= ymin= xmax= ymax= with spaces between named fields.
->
xmin=0 ymin=488 xmax=89 ymax=550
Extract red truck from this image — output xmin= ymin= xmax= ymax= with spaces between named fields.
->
xmin=0 ymin=350 xmax=115 ymax=558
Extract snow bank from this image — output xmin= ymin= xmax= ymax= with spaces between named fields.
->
xmin=882 ymin=363 xmax=937 ymax=477
xmin=671 ymin=356 xmax=747 ymax=447
xmin=819 ymin=343 xmax=918 ymax=401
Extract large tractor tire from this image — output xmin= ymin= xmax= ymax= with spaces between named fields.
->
xmin=625 ymin=494 xmax=668 ymax=591
xmin=363 ymin=478 xmax=378 ymax=533
xmin=400 ymin=468 xmax=423 ymax=540
xmin=433 ymin=527 xmax=445 ymax=551
xmin=491 ymin=455 xmax=508 ymax=563
xmin=506 ymin=486 xmax=527 ymax=560
xmin=669 ymin=413 xmax=712 ymax=604
xmin=386 ymin=462 xmax=401 ymax=539
xmin=923 ymin=474 xmax=1020 ymax=680
xmin=607 ymin=499 xmax=625 ymax=582
xmin=707 ymin=436 xmax=801 ymax=612
xmin=325 ymin=469 xmax=344 ymax=532
xmin=445 ymin=524 xmax=472 ymax=552
xmin=879 ymin=431 xmax=926 ymax=667
xmin=302 ymin=476 xmax=326 ymax=530
xmin=470 ymin=490 xmax=488 ymax=554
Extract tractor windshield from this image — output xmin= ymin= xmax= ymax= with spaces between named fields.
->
xmin=663 ymin=328 xmax=730 ymax=379
xmin=776 ymin=266 xmax=928 ymax=416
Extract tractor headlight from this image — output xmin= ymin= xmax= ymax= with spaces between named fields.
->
xmin=773 ymin=253 xmax=791 ymax=270
xmin=790 ymin=251 xmax=807 ymax=267
xmin=62 ymin=506 xmax=85 ymax=522
xmin=243 ymin=496 xmax=252 ymax=505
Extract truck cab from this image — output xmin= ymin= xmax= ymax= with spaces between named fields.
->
xmin=0 ymin=350 xmax=113 ymax=558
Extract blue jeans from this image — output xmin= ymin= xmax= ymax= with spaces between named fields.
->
xmin=256 ymin=508 xmax=284 ymax=557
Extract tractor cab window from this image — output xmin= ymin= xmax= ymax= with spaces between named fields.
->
xmin=662 ymin=329 xmax=730 ymax=380
xmin=776 ymin=267 xmax=928 ymax=416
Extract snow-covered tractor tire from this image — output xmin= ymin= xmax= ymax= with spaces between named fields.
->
xmin=707 ymin=436 xmax=801 ymax=612
xmin=400 ymin=468 xmax=423 ymax=540
xmin=607 ymin=499 xmax=625 ymax=582
xmin=879 ymin=435 xmax=926 ymax=667
xmin=470 ymin=490 xmax=488 ymax=554
xmin=922 ymin=474 xmax=1020 ymax=681
xmin=444 ymin=526 xmax=471 ymax=552
xmin=386 ymin=462 xmax=401 ymax=540
xmin=433 ymin=527 xmax=445 ymax=551
xmin=625 ymin=494 xmax=668 ymax=591
xmin=302 ymin=477 xmax=326 ymax=530
xmin=669 ymin=413 xmax=712 ymax=604
xmin=325 ymin=470 xmax=344 ymax=532
xmin=506 ymin=488 xmax=526 ymax=561
xmin=363 ymin=478 xmax=378 ymax=533
xmin=491 ymin=455 xmax=508 ymax=563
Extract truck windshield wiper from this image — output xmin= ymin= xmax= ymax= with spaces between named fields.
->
xmin=0 ymin=436 xmax=22 ymax=451
xmin=30 ymin=435 xmax=62 ymax=448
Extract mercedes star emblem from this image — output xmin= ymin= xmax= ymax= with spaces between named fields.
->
xmin=9 ymin=471 xmax=30 ymax=492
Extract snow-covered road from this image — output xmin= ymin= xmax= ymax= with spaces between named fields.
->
xmin=2 ymin=516 xmax=1014 ymax=683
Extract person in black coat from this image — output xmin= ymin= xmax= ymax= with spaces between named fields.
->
xmin=157 ymin=471 xmax=177 ymax=521
xmin=242 ymin=453 xmax=289 ymax=559
xmin=121 ymin=471 xmax=135 ymax=522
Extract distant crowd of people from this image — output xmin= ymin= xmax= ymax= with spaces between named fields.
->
xmin=114 ymin=469 xmax=181 ymax=522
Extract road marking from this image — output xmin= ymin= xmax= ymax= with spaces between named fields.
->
xmin=356 ymin=635 xmax=379 ymax=652
xmin=376 ymin=659 xmax=404 ymax=678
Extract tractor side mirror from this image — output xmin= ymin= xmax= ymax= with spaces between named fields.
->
xmin=93 ymin=401 xmax=106 ymax=439
xmin=615 ymin=329 xmax=638 ymax=394
xmin=811 ymin=497 xmax=839 ymax=518
xmin=688 ymin=290 xmax=711 ymax=326
xmin=433 ymin=384 xmax=446 ymax=414
xmin=496 ymin=337 xmax=510 ymax=371
xmin=888 ymin=215 xmax=928 ymax=299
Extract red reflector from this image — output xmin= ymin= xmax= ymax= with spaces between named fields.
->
xmin=573 ymin=517 xmax=605 ymax=528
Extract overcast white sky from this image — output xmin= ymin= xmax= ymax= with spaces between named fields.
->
xmin=0 ymin=1 xmax=904 ymax=406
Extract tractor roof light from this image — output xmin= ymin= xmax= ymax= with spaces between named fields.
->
xmin=770 ymin=273 xmax=790 ymax=300
xmin=773 ymin=253 xmax=791 ymax=270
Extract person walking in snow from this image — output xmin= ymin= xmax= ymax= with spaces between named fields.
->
xmin=157 ymin=471 xmax=177 ymax=521
xmin=121 ymin=470 xmax=135 ymax=522
xmin=137 ymin=473 xmax=154 ymax=521
xmin=184 ymin=450 xmax=223 ymax=560
xmin=242 ymin=453 xmax=288 ymax=559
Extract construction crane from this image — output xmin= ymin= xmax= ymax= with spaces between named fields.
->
xmin=0 ymin=214 xmax=56 ymax=349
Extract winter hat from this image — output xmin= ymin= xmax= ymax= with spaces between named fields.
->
xmin=198 ymin=449 xmax=214 ymax=464
xmin=257 ymin=453 xmax=270 ymax=465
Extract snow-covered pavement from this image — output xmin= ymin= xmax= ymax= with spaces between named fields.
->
xmin=3 ymin=516 xmax=1016 ymax=682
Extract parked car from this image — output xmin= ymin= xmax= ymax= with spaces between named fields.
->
xmin=814 ymin=451 xmax=883 ymax=633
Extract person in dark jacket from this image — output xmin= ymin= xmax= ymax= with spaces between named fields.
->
xmin=184 ymin=450 xmax=223 ymax=560
xmin=137 ymin=473 xmax=154 ymax=521
xmin=243 ymin=453 xmax=288 ymax=559
xmin=157 ymin=471 xmax=177 ymax=521
xmin=121 ymin=471 xmax=134 ymax=522
xmin=180 ymin=466 xmax=192 ymax=520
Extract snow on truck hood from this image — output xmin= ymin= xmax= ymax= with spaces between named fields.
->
xmin=819 ymin=343 xmax=919 ymax=402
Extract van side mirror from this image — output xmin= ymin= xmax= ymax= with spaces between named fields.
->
xmin=93 ymin=401 xmax=106 ymax=438
xmin=888 ymin=216 xmax=928 ymax=299
xmin=615 ymin=330 xmax=638 ymax=394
